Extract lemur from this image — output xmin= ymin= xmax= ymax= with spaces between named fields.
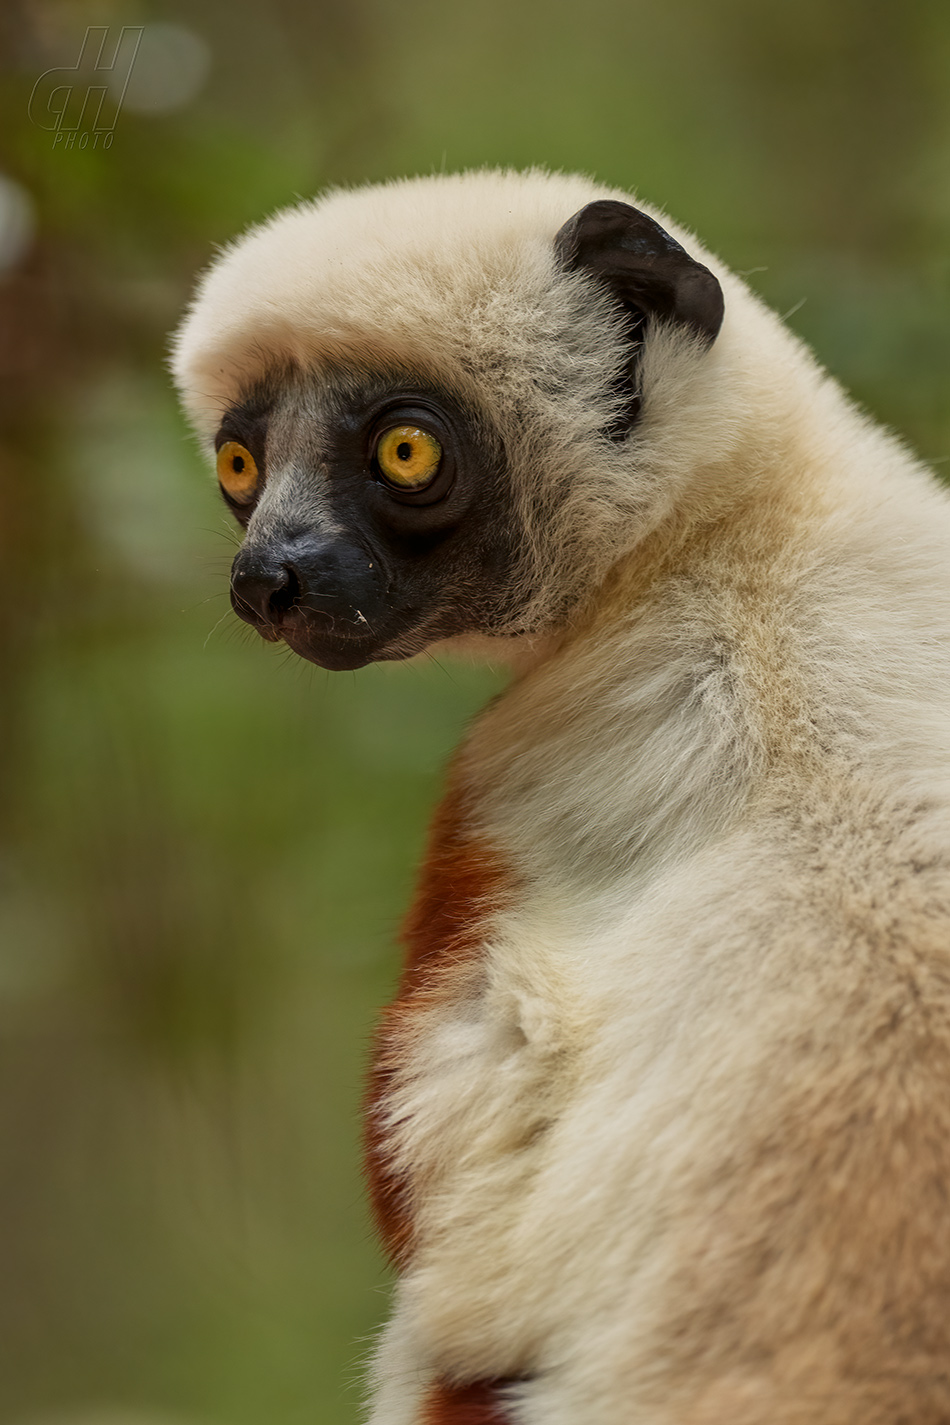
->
xmin=172 ymin=170 xmax=950 ymax=1425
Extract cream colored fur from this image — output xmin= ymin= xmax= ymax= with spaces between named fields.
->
xmin=172 ymin=170 xmax=950 ymax=1423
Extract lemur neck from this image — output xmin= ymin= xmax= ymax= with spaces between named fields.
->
xmin=459 ymin=411 xmax=844 ymax=900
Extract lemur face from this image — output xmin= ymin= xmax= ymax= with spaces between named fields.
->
xmin=217 ymin=367 xmax=520 ymax=670
xmin=172 ymin=174 xmax=725 ymax=666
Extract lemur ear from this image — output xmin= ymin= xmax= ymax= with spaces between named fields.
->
xmin=554 ymin=200 xmax=724 ymax=346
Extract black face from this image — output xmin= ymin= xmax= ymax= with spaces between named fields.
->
xmin=215 ymin=368 xmax=522 ymax=670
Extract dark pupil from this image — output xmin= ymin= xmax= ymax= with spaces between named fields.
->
xmin=232 ymin=454 xmax=245 ymax=473
xmin=396 ymin=442 xmax=412 ymax=461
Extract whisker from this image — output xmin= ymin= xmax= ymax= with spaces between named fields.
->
xmin=202 ymin=609 xmax=235 ymax=650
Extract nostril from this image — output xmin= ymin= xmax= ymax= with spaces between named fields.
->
xmin=268 ymin=564 xmax=300 ymax=622
xmin=230 ymin=558 xmax=301 ymax=630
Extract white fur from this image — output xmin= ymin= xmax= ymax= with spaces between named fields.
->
xmin=173 ymin=170 xmax=950 ymax=1424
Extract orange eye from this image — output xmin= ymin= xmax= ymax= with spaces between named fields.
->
xmin=216 ymin=441 xmax=259 ymax=504
xmin=375 ymin=424 xmax=442 ymax=491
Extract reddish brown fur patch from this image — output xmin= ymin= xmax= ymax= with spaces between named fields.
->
xmin=422 ymin=1379 xmax=517 ymax=1424
xmin=398 ymin=782 xmax=511 ymax=991
xmin=364 ymin=777 xmax=513 ymax=1266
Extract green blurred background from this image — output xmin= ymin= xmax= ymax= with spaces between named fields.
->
xmin=1 ymin=1 xmax=949 ymax=1422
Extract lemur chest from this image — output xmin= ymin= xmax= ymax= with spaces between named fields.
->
xmin=364 ymin=784 xmax=593 ymax=1268
xmin=390 ymin=945 xmax=579 ymax=1200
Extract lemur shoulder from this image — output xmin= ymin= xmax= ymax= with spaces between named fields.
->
xmin=172 ymin=170 xmax=950 ymax=1425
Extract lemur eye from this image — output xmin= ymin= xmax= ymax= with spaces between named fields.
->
xmin=216 ymin=441 xmax=259 ymax=504
xmin=374 ymin=424 xmax=442 ymax=491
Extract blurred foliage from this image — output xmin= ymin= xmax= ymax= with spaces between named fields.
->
xmin=0 ymin=0 xmax=949 ymax=1422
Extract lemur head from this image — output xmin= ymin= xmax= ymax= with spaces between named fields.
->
xmin=171 ymin=171 xmax=727 ymax=671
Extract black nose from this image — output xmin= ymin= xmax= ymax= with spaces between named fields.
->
xmin=230 ymin=534 xmax=385 ymax=643
xmin=230 ymin=555 xmax=299 ymax=631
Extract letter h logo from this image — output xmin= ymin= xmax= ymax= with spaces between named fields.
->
xmin=28 ymin=27 xmax=143 ymax=148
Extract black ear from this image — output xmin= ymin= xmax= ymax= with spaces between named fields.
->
xmin=554 ymin=200 xmax=724 ymax=435
xmin=555 ymin=200 xmax=724 ymax=343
